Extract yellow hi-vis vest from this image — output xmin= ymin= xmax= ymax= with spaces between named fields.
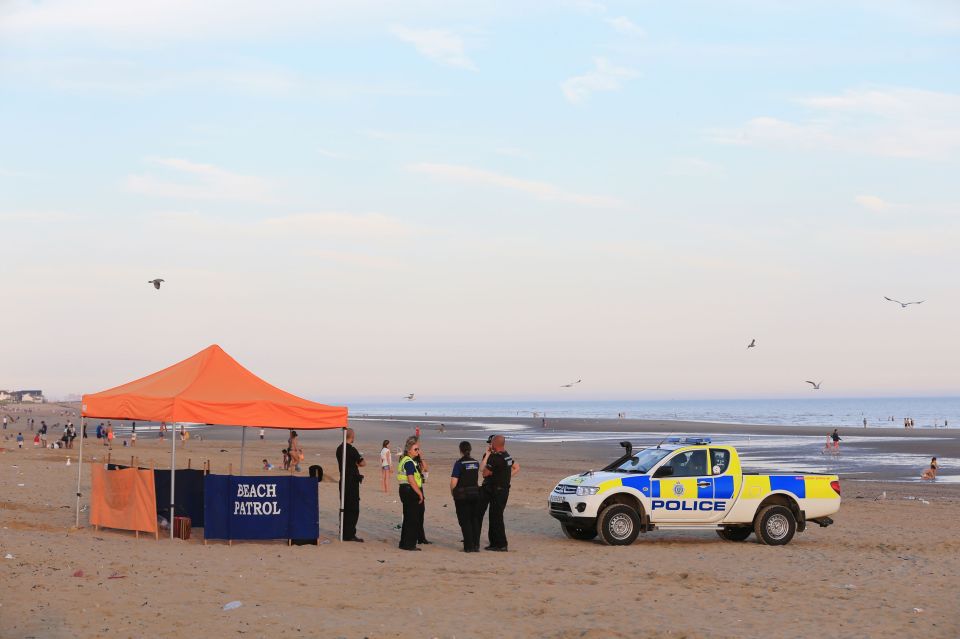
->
xmin=396 ymin=455 xmax=423 ymax=487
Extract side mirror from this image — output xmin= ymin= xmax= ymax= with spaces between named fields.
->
xmin=654 ymin=465 xmax=674 ymax=478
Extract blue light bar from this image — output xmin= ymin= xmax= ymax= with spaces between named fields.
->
xmin=666 ymin=436 xmax=712 ymax=445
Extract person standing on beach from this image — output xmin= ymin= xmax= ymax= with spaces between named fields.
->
xmin=259 ymin=428 xmax=265 ymax=441
xmin=830 ymin=429 xmax=841 ymax=451
xmin=397 ymin=436 xmax=424 ymax=551
xmin=336 ymin=428 xmax=365 ymax=542
xmin=287 ymin=430 xmax=303 ymax=472
xmin=413 ymin=441 xmax=431 ymax=545
xmin=479 ymin=434 xmax=519 ymax=552
xmin=450 ymin=440 xmax=481 ymax=552
xmin=16 ymin=432 xmax=23 ymax=448
xmin=380 ymin=440 xmax=392 ymax=493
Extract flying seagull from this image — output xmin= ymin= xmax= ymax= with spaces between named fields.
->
xmin=148 ymin=279 xmax=164 ymax=290
xmin=884 ymin=296 xmax=923 ymax=308
xmin=404 ymin=393 xmax=415 ymax=401
xmin=805 ymin=380 xmax=822 ymax=390
xmin=560 ymin=379 xmax=582 ymax=388
xmin=747 ymin=339 xmax=756 ymax=349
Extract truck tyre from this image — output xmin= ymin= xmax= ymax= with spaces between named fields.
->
xmin=561 ymin=523 xmax=598 ymax=541
xmin=596 ymin=504 xmax=640 ymax=546
xmin=716 ymin=527 xmax=752 ymax=542
xmin=754 ymin=505 xmax=796 ymax=546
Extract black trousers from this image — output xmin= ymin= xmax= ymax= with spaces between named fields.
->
xmin=479 ymin=487 xmax=510 ymax=548
xmin=454 ymin=496 xmax=481 ymax=551
xmin=341 ymin=480 xmax=360 ymax=540
xmin=399 ymin=484 xmax=423 ymax=549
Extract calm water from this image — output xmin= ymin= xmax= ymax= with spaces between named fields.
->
xmin=349 ymin=397 xmax=960 ymax=429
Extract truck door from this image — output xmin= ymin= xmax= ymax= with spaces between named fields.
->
xmin=703 ymin=447 xmax=739 ymax=523
xmin=650 ymin=449 xmax=712 ymax=522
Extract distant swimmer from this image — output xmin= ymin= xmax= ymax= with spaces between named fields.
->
xmin=560 ymin=379 xmax=582 ymax=388
xmin=148 ymin=278 xmax=164 ymax=290
xmin=405 ymin=393 xmax=415 ymax=401
xmin=805 ymin=380 xmax=822 ymax=390
xmin=747 ymin=339 xmax=756 ymax=349
xmin=884 ymin=296 xmax=924 ymax=308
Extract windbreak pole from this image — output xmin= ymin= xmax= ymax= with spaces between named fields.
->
xmin=75 ymin=416 xmax=85 ymax=528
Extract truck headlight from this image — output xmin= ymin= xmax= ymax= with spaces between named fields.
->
xmin=576 ymin=486 xmax=599 ymax=496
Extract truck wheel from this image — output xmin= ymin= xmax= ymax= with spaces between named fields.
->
xmin=596 ymin=504 xmax=640 ymax=546
xmin=716 ymin=527 xmax=752 ymax=542
xmin=561 ymin=523 xmax=598 ymax=541
xmin=754 ymin=505 xmax=796 ymax=546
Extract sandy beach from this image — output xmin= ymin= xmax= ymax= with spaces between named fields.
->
xmin=1 ymin=404 xmax=958 ymax=638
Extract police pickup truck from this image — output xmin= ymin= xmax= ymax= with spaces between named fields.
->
xmin=548 ymin=437 xmax=840 ymax=546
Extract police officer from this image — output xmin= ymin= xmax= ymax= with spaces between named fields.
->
xmin=449 ymin=440 xmax=481 ymax=553
xmin=336 ymin=428 xmax=366 ymax=542
xmin=397 ymin=436 xmax=425 ymax=551
xmin=479 ymin=434 xmax=520 ymax=551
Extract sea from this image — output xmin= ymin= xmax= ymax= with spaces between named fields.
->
xmin=349 ymin=397 xmax=960 ymax=429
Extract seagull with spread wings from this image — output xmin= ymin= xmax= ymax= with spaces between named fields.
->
xmin=805 ymin=380 xmax=822 ymax=390
xmin=560 ymin=379 xmax=582 ymax=388
xmin=404 ymin=393 xmax=415 ymax=401
xmin=884 ymin=296 xmax=923 ymax=308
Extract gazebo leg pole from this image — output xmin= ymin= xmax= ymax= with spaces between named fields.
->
xmin=339 ymin=426 xmax=346 ymax=542
xmin=170 ymin=422 xmax=176 ymax=540
xmin=75 ymin=416 xmax=85 ymax=528
xmin=239 ymin=426 xmax=246 ymax=475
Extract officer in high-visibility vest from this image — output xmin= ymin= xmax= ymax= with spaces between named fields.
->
xmin=397 ymin=436 xmax=425 ymax=551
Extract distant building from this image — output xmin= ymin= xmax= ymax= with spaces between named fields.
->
xmin=10 ymin=390 xmax=45 ymax=403
xmin=0 ymin=390 xmax=11 ymax=402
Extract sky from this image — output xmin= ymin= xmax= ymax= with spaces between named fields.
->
xmin=1 ymin=0 xmax=959 ymax=403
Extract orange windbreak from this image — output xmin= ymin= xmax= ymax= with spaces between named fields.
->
xmin=90 ymin=464 xmax=159 ymax=534
xmin=81 ymin=344 xmax=348 ymax=429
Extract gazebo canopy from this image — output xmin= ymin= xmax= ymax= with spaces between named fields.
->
xmin=81 ymin=344 xmax=348 ymax=429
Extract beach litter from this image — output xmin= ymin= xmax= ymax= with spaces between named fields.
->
xmin=72 ymin=570 xmax=85 ymax=577
xmin=920 ymin=499 xmax=930 ymax=505
xmin=108 ymin=573 xmax=127 ymax=579
xmin=223 ymin=601 xmax=243 ymax=611
xmin=913 ymin=608 xmax=924 ymax=614
xmin=835 ymin=584 xmax=856 ymax=590
xmin=4 ymin=553 xmax=14 ymax=559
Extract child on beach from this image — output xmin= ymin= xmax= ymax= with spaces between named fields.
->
xmin=921 ymin=457 xmax=938 ymax=480
xmin=282 ymin=449 xmax=291 ymax=470
xmin=33 ymin=433 xmax=40 ymax=447
xmin=262 ymin=458 xmax=274 ymax=471
xmin=16 ymin=432 xmax=23 ymax=448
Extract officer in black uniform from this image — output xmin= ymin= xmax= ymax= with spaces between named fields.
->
xmin=450 ymin=440 xmax=481 ymax=552
xmin=336 ymin=428 xmax=365 ymax=542
xmin=478 ymin=434 xmax=520 ymax=551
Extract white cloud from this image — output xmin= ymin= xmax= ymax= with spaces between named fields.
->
xmin=389 ymin=25 xmax=476 ymax=69
xmin=317 ymin=148 xmax=345 ymax=159
xmin=0 ymin=1 xmax=482 ymax=42
xmin=407 ymin=162 xmax=622 ymax=208
xmin=152 ymin=210 xmax=419 ymax=243
xmin=854 ymin=195 xmax=894 ymax=212
xmin=664 ymin=157 xmax=722 ymax=177
xmin=605 ymin=16 xmax=645 ymax=37
xmin=714 ymin=87 xmax=960 ymax=158
xmin=561 ymin=57 xmax=638 ymax=104
xmin=127 ymin=158 xmax=274 ymax=202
